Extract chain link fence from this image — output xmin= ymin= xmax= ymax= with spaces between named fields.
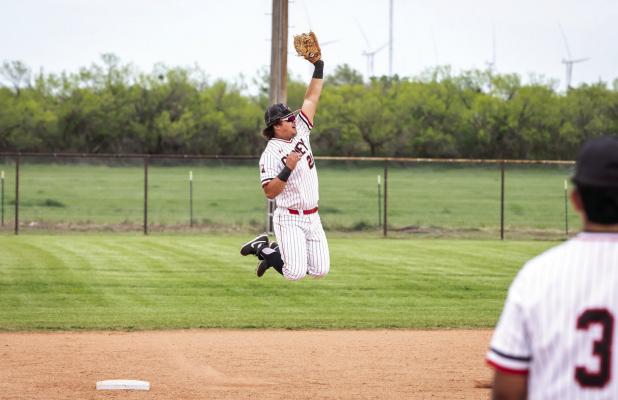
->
xmin=0 ymin=153 xmax=577 ymax=239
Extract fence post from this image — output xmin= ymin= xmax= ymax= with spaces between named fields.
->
xmin=383 ymin=160 xmax=388 ymax=237
xmin=144 ymin=157 xmax=148 ymax=235
xmin=564 ymin=179 xmax=569 ymax=238
xmin=189 ymin=170 xmax=194 ymax=227
xmin=15 ymin=155 xmax=19 ymax=235
xmin=1 ymin=170 xmax=4 ymax=227
xmin=500 ymin=161 xmax=505 ymax=240
xmin=266 ymin=199 xmax=275 ymax=234
xmin=377 ymin=174 xmax=381 ymax=227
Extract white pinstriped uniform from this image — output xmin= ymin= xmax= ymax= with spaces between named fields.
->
xmin=487 ymin=232 xmax=618 ymax=399
xmin=259 ymin=110 xmax=330 ymax=280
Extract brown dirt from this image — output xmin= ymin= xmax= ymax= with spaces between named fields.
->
xmin=0 ymin=329 xmax=494 ymax=400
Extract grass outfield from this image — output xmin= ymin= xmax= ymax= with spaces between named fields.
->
xmin=0 ymin=234 xmax=557 ymax=330
xmin=0 ymin=160 xmax=578 ymax=236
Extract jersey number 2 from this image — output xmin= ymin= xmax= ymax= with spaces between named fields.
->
xmin=306 ymin=154 xmax=315 ymax=169
xmin=575 ymin=308 xmax=614 ymax=388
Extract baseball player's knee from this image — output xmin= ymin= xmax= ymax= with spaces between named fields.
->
xmin=310 ymin=264 xmax=329 ymax=278
xmin=283 ymin=266 xmax=306 ymax=281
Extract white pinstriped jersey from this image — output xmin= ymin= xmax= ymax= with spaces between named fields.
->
xmin=487 ymin=232 xmax=618 ymax=399
xmin=259 ymin=111 xmax=319 ymax=209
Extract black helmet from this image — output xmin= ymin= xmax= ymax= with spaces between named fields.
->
xmin=264 ymin=103 xmax=293 ymax=128
xmin=572 ymin=135 xmax=618 ymax=188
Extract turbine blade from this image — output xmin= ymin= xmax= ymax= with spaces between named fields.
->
xmin=321 ymin=39 xmax=340 ymax=47
xmin=558 ymin=22 xmax=572 ymax=60
xmin=353 ymin=17 xmax=371 ymax=48
xmin=373 ymin=42 xmax=389 ymax=54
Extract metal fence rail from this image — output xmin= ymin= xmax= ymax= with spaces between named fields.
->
xmin=0 ymin=152 xmax=576 ymax=239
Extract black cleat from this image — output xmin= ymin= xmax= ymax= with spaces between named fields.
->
xmin=256 ymin=242 xmax=278 ymax=277
xmin=256 ymin=259 xmax=269 ymax=278
xmin=240 ymin=233 xmax=269 ymax=256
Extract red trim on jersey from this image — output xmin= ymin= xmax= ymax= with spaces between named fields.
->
xmin=271 ymin=137 xmax=293 ymax=143
xmin=486 ymin=359 xmax=529 ymax=375
xmin=299 ymin=110 xmax=313 ymax=129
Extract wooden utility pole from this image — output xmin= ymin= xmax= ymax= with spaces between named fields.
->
xmin=270 ymin=0 xmax=288 ymax=105
xmin=267 ymin=0 xmax=288 ymax=233
xmin=389 ymin=0 xmax=393 ymax=76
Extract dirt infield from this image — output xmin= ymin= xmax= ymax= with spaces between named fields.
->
xmin=0 ymin=329 xmax=494 ymax=399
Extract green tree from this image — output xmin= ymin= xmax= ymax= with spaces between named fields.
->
xmin=0 ymin=61 xmax=31 ymax=96
xmin=325 ymin=64 xmax=364 ymax=86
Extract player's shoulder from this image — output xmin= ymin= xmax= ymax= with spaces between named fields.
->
xmin=295 ymin=110 xmax=313 ymax=136
xmin=261 ymin=139 xmax=286 ymax=160
xmin=504 ymin=242 xmax=572 ymax=305
xmin=263 ymin=139 xmax=282 ymax=152
xmin=297 ymin=110 xmax=314 ymax=130
xmin=530 ymin=239 xmax=579 ymax=265
xmin=514 ymin=239 xmax=578 ymax=288
xmin=521 ymin=240 xmax=571 ymax=270
xmin=259 ymin=143 xmax=273 ymax=161
xmin=524 ymin=232 xmax=618 ymax=271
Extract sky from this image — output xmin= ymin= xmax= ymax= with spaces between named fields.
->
xmin=1 ymin=0 xmax=617 ymax=93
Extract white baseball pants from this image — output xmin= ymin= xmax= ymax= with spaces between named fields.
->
xmin=273 ymin=208 xmax=330 ymax=280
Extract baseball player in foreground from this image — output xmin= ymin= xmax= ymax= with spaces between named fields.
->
xmin=240 ymin=32 xmax=329 ymax=280
xmin=486 ymin=135 xmax=618 ymax=399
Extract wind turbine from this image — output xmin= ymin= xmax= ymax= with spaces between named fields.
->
xmin=363 ymin=44 xmax=389 ymax=77
xmin=355 ymin=19 xmax=388 ymax=77
xmin=559 ymin=24 xmax=590 ymax=90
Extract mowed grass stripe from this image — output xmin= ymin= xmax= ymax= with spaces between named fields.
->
xmin=0 ymin=235 xmax=555 ymax=330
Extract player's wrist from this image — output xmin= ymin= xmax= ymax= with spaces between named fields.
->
xmin=312 ymin=60 xmax=324 ymax=79
xmin=277 ymin=166 xmax=292 ymax=182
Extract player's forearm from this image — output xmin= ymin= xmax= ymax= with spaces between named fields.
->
xmin=304 ymin=60 xmax=324 ymax=103
xmin=304 ymin=78 xmax=323 ymax=102
xmin=263 ymin=178 xmax=286 ymax=199
xmin=262 ymin=153 xmax=300 ymax=199
xmin=491 ymin=371 xmax=527 ymax=400
xmin=302 ymin=61 xmax=324 ymax=121
xmin=302 ymin=79 xmax=323 ymax=116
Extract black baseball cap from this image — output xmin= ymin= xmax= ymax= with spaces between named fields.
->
xmin=264 ymin=103 xmax=294 ymax=128
xmin=572 ymin=135 xmax=618 ymax=188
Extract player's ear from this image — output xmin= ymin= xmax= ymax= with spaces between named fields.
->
xmin=571 ymin=188 xmax=585 ymax=213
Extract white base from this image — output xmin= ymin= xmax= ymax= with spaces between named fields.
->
xmin=96 ymin=379 xmax=150 ymax=391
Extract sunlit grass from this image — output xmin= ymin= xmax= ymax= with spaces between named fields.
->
xmin=0 ymin=234 xmax=555 ymax=330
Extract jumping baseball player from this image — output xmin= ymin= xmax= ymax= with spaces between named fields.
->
xmin=486 ymin=135 xmax=618 ymax=399
xmin=240 ymin=32 xmax=330 ymax=281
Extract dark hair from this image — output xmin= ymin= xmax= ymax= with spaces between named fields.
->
xmin=262 ymin=121 xmax=280 ymax=140
xmin=577 ymin=185 xmax=618 ymax=224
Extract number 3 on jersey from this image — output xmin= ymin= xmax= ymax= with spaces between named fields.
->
xmin=575 ymin=308 xmax=614 ymax=388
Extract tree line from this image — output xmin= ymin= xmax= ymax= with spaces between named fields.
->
xmin=1 ymin=54 xmax=617 ymax=159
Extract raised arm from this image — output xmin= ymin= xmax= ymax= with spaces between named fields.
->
xmin=301 ymin=60 xmax=324 ymax=123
